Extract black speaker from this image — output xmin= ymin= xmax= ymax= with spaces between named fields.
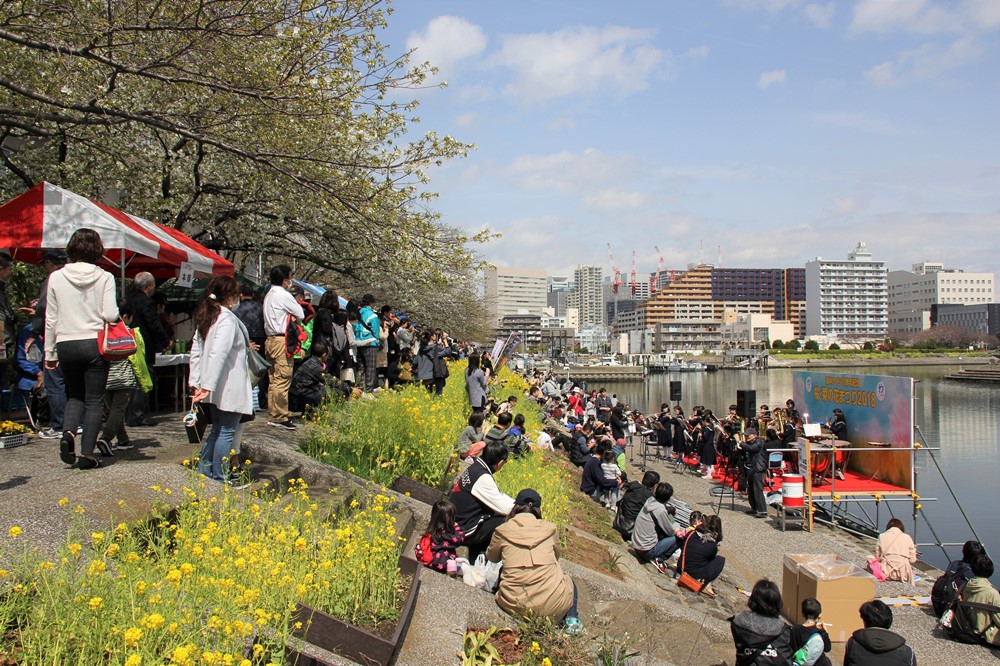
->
xmin=669 ymin=381 xmax=682 ymax=402
xmin=736 ymin=389 xmax=756 ymax=419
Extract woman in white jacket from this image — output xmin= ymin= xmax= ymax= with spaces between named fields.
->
xmin=189 ymin=276 xmax=252 ymax=483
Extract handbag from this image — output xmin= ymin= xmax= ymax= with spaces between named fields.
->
xmin=676 ymin=535 xmax=704 ymax=593
xmin=98 ymin=320 xmax=137 ymax=360
xmin=247 ymin=348 xmax=271 ymax=386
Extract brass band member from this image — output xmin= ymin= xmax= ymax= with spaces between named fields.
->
xmin=826 ymin=409 xmax=849 ymax=480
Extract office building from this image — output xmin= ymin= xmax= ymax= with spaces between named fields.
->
xmin=484 ymin=266 xmax=547 ymax=325
xmin=888 ymin=262 xmax=995 ymax=334
xmin=805 ymin=242 xmax=887 ymax=339
xmin=569 ymin=264 xmax=604 ymax=327
xmin=931 ymin=303 xmax=1000 ymax=337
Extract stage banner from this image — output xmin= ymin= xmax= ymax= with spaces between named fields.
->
xmin=793 ymin=371 xmax=914 ymax=491
xmin=489 ymin=338 xmax=504 ymax=361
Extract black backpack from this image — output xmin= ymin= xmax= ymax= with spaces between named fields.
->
xmin=944 ymin=599 xmax=1000 ymax=645
xmin=932 ymin=570 xmax=968 ymax=618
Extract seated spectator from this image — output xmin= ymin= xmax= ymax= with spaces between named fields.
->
xmin=844 ymin=600 xmax=917 ymax=666
xmin=791 ymin=597 xmax=832 ymax=666
xmin=680 ymin=514 xmax=726 ymax=598
xmin=449 ymin=441 xmax=515 ymax=560
xmin=289 ymin=341 xmax=330 ymax=413
xmin=581 ymin=441 xmax=619 ymax=501
xmin=962 ymin=553 xmax=1000 ymax=646
xmin=877 ymin=518 xmax=917 ymax=584
xmin=568 ymin=424 xmax=593 ymax=467
xmin=498 ymin=395 xmax=518 ymax=415
xmin=729 ymin=579 xmax=793 ymax=666
xmin=613 ymin=470 xmax=659 ymax=542
xmin=945 ymin=540 xmax=986 ymax=582
xmin=414 ymin=498 xmax=463 ymax=574
xmin=487 ymin=489 xmax=583 ymax=634
xmin=458 ymin=411 xmax=486 ymax=460
xmin=674 ymin=510 xmax=704 ymax=543
xmin=629 ymin=482 xmax=677 ymax=574
xmin=508 ymin=412 xmax=526 ymax=438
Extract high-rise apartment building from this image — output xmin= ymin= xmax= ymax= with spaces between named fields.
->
xmin=484 ymin=266 xmax=548 ymax=325
xmin=888 ymin=262 xmax=995 ymax=333
xmin=805 ymin=242 xmax=887 ymax=338
xmin=569 ymin=265 xmax=604 ymax=327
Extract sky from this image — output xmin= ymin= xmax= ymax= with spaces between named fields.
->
xmin=379 ymin=0 xmax=1000 ymax=280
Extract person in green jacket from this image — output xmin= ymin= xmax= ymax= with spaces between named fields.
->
xmin=964 ymin=553 xmax=1000 ymax=646
xmin=98 ymin=303 xmax=153 ymax=454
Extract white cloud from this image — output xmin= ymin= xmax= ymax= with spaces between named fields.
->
xmin=758 ymin=70 xmax=787 ymax=89
xmin=850 ymin=0 xmax=1000 ymax=35
xmin=723 ymin=0 xmax=801 ymax=11
xmin=803 ymin=3 xmax=836 ymax=28
xmin=495 ymin=26 xmax=663 ymax=102
xmin=684 ymin=45 xmax=712 ymax=60
xmin=864 ymin=37 xmax=985 ymax=86
xmin=406 ymin=16 xmax=487 ymax=81
xmin=583 ymin=188 xmax=649 ymax=213
xmin=808 ymin=111 xmax=902 ymax=135
xmin=506 ymin=149 xmax=644 ymax=192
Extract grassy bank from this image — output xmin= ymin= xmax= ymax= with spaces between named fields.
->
xmin=303 ymin=362 xmax=575 ymax=528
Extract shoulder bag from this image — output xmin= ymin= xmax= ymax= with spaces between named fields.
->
xmin=676 ymin=534 xmax=704 ymax=593
xmin=239 ymin=319 xmax=272 ymax=386
xmin=98 ymin=320 xmax=137 ymax=361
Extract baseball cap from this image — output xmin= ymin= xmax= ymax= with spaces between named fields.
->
xmin=744 ymin=427 xmax=758 ymax=437
xmin=515 ymin=488 xmax=542 ymax=508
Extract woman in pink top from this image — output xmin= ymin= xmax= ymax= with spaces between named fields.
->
xmin=877 ymin=518 xmax=917 ymax=584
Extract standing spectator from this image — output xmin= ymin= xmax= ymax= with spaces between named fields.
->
xmin=233 ymin=284 xmax=267 ymax=410
xmin=29 ymin=249 xmax=68 ymax=438
xmin=729 ymin=579 xmax=793 ymax=666
xmin=125 ymin=271 xmax=170 ymax=425
xmin=152 ymin=293 xmax=175 ymax=342
xmin=263 ymin=265 xmax=303 ymax=430
xmin=44 ymin=228 xmax=118 ymax=469
xmin=375 ymin=304 xmax=392 ymax=387
xmin=594 ymin=388 xmax=612 ymax=423
xmin=0 ymin=253 xmax=16 ymax=385
xmin=98 ymin=302 xmax=151 ymax=453
xmin=189 ymin=276 xmax=253 ymax=484
xmin=353 ymin=294 xmax=380 ymax=390
xmin=465 ymin=352 xmax=489 ymax=413
xmin=844 ymin=600 xmax=917 ymax=666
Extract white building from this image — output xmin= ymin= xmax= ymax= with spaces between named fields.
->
xmin=805 ymin=242 xmax=888 ymax=339
xmin=569 ymin=264 xmax=605 ymax=327
xmin=721 ymin=313 xmax=795 ymax=348
xmin=484 ymin=266 xmax=548 ymax=325
xmin=888 ymin=262 xmax=996 ymax=334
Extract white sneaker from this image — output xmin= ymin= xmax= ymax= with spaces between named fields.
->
xmin=38 ymin=428 xmax=61 ymax=439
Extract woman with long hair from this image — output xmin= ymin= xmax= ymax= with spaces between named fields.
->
xmin=45 ymin=228 xmax=119 ymax=469
xmin=189 ymin=276 xmax=252 ymax=483
xmin=465 ymin=352 xmax=489 ymax=413
xmin=680 ymin=513 xmax=726 ymax=598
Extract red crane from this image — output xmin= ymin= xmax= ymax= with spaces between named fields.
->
xmin=629 ymin=250 xmax=638 ymax=296
xmin=653 ymin=245 xmax=665 ymax=292
xmin=607 ymin=243 xmax=622 ymax=294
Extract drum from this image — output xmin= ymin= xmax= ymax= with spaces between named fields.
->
xmin=833 ymin=439 xmax=850 ymax=466
xmin=782 ymin=474 xmax=804 ymax=508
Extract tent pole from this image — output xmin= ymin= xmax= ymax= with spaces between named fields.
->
xmin=120 ymin=253 xmax=126 ymax=298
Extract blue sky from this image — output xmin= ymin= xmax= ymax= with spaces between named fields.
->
xmin=380 ymin=0 xmax=1000 ymax=279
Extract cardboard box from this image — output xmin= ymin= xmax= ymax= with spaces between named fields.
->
xmin=798 ymin=558 xmax=876 ymax=643
xmin=782 ymin=553 xmax=837 ymax=623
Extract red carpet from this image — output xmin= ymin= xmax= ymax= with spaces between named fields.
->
xmin=710 ymin=461 xmax=910 ymax=496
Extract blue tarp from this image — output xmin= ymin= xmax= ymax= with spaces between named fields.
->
xmin=293 ymin=279 xmax=348 ymax=308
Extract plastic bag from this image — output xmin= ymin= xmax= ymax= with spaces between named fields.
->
xmin=867 ymin=557 xmax=887 ymax=582
xmin=462 ymin=554 xmax=502 ymax=592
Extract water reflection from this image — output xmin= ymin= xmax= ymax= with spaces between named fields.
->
xmin=598 ymin=366 xmax=1000 ymax=573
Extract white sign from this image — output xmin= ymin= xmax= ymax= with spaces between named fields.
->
xmin=177 ymin=261 xmax=195 ymax=288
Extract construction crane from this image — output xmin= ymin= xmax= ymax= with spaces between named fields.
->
xmin=607 ymin=243 xmax=622 ymax=294
xmin=629 ymin=250 xmax=638 ymax=297
xmin=652 ymin=245 xmax=665 ymax=292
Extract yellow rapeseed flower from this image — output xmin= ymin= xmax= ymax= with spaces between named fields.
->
xmin=87 ymin=596 xmax=103 ymax=610
xmin=124 ymin=626 xmax=142 ymax=646
xmin=125 ymin=656 xmax=142 ymax=666
xmin=8 ymin=526 xmax=22 ymax=537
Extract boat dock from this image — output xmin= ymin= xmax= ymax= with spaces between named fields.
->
xmin=943 ymin=364 xmax=1000 ymax=384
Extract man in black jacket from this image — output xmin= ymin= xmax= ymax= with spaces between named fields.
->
xmin=740 ymin=428 xmax=768 ymax=517
xmin=613 ymin=470 xmax=660 ymax=542
xmin=126 ymin=272 xmax=170 ymax=425
xmin=844 ymin=600 xmax=917 ymax=666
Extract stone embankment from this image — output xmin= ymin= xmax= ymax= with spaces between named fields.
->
xmin=3 ymin=418 xmax=998 ymax=664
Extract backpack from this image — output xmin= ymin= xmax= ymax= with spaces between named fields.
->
xmin=943 ymin=599 xmax=1000 ymax=645
xmin=284 ymin=315 xmax=307 ymax=358
xmin=932 ymin=570 xmax=968 ymax=617
xmin=414 ymin=532 xmax=434 ymax=567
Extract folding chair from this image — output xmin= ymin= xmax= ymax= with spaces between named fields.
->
xmin=765 ymin=451 xmax=784 ymax=489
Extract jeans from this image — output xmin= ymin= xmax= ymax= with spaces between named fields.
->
xmin=43 ymin=365 xmax=67 ymax=430
xmin=197 ymin=404 xmax=242 ymax=481
xmin=101 ymin=389 xmax=131 ymax=444
xmin=56 ymin=339 xmax=108 ymax=456
xmin=637 ymin=535 xmax=679 ymax=563
xmin=563 ymin=580 xmax=580 ymax=622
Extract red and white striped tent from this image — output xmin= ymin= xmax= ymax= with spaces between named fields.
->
xmin=0 ymin=182 xmax=233 ymax=278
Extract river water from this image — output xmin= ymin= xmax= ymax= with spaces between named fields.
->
xmin=599 ymin=365 xmax=1000 ymax=574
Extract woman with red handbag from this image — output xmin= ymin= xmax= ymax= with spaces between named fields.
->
xmin=679 ymin=513 xmax=726 ymax=598
xmin=44 ymin=228 xmax=119 ymax=469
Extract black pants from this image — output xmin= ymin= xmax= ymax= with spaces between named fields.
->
xmin=462 ymin=515 xmax=506 ymax=560
xmin=56 ymin=339 xmax=109 ymax=456
xmin=749 ymin=470 xmax=766 ymax=514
